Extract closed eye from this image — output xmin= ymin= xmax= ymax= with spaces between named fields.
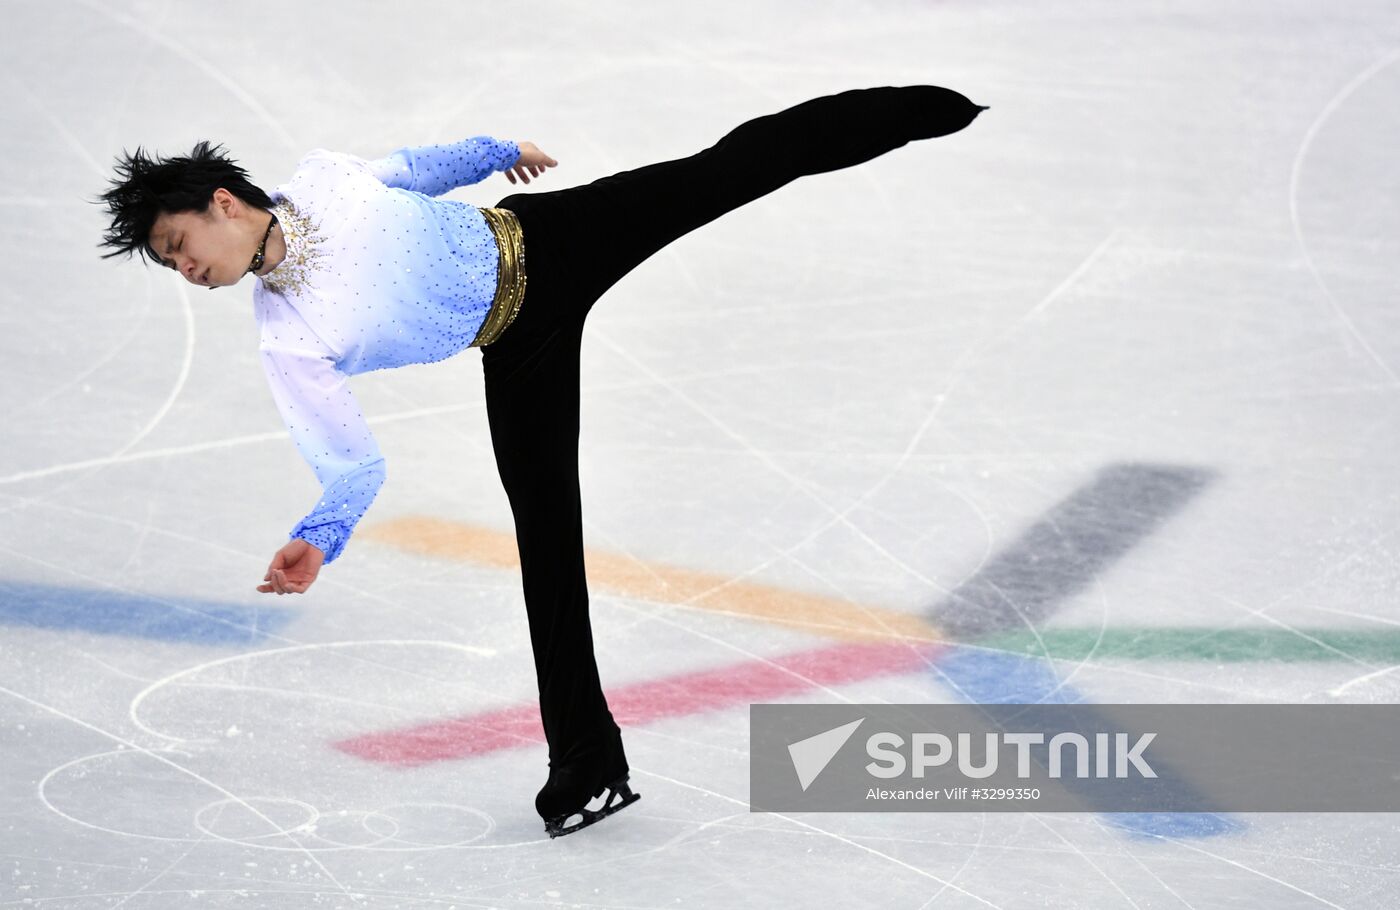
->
xmin=160 ymin=236 xmax=182 ymax=269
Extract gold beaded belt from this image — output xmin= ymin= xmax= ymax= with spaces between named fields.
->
xmin=470 ymin=206 xmax=527 ymax=347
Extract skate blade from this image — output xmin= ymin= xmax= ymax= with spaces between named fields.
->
xmin=544 ymin=777 xmax=641 ymax=839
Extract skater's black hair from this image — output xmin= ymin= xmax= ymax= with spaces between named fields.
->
xmin=96 ymin=141 xmax=272 ymax=264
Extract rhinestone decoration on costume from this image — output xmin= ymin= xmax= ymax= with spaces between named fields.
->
xmin=249 ymin=136 xmax=522 ymax=565
xmin=260 ymin=199 xmax=326 ymax=297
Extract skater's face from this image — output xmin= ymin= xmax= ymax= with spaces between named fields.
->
xmin=147 ymin=188 xmax=267 ymax=288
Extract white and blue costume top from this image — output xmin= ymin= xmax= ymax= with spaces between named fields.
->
xmin=252 ymin=136 xmax=521 ymax=563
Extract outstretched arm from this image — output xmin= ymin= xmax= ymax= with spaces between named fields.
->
xmin=254 ymin=344 xmax=387 ymax=595
xmin=500 ymin=141 xmax=558 ymax=185
xmin=368 ymin=135 xmax=558 ymax=193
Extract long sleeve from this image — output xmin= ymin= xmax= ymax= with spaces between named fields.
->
xmin=259 ymin=343 xmax=387 ymax=564
xmin=368 ymin=136 xmax=521 ymax=196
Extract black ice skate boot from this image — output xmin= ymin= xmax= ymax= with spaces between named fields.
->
xmin=905 ymin=85 xmax=989 ymax=140
xmin=535 ymin=731 xmax=639 ymax=838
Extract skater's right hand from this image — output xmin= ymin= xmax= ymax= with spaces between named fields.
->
xmin=256 ymin=537 xmax=324 ymax=595
xmin=506 ymin=141 xmax=558 ymax=185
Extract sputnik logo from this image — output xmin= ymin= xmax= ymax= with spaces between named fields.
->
xmin=787 ymin=718 xmax=865 ymax=791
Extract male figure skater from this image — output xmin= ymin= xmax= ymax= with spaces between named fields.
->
xmin=98 ymin=85 xmax=987 ymax=836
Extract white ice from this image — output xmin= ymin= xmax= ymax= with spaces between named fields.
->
xmin=2 ymin=0 xmax=1400 ymax=907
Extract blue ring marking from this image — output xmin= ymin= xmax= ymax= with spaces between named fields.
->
xmin=933 ymin=646 xmax=1241 ymax=839
xmin=0 ymin=579 xmax=296 ymax=646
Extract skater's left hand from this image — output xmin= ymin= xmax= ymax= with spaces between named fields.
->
xmin=257 ymin=538 xmax=323 ymax=595
xmin=505 ymin=141 xmax=558 ymax=185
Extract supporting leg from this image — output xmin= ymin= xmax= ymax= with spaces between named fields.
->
xmin=481 ymin=316 xmax=622 ymax=771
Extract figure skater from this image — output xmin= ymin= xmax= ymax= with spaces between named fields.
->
xmin=97 ymin=85 xmax=987 ymax=837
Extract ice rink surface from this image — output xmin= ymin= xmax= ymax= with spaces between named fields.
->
xmin=4 ymin=0 xmax=1400 ymax=906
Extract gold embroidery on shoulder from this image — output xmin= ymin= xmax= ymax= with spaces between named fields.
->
xmin=261 ymin=199 xmax=326 ymax=297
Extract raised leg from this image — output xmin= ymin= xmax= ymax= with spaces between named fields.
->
xmin=512 ymin=84 xmax=985 ymax=311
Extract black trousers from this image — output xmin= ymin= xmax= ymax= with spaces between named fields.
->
xmin=483 ymin=85 xmax=982 ymax=769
